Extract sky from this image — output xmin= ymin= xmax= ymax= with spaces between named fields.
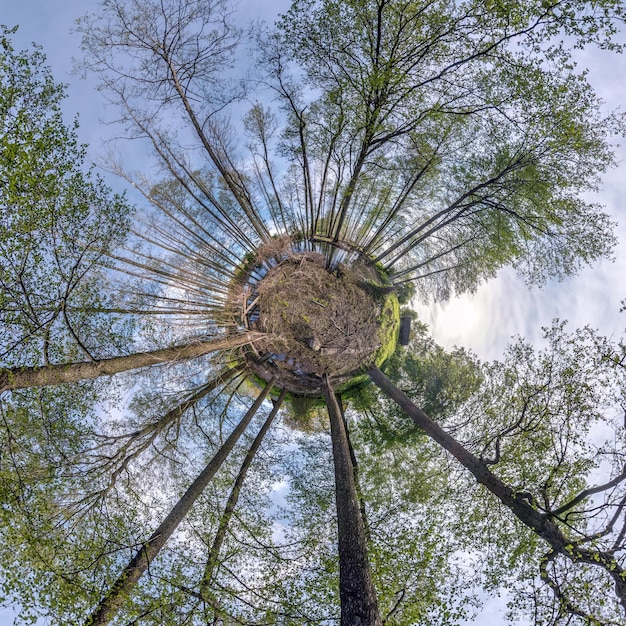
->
xmin=2 ymin=0 xmax=626 ymax=624
xmin=5 ymin=0 xmax=625 ymax=364
xmin=414 ymin=40 xmax=626 ymax=360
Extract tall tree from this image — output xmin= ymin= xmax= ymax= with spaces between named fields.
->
xmin=3 ymin=1 xmax=626 ymax=624
xmin=0 ymin=26 xmax=132 ymax=370
xmin=0 ymin=332 xmax=260 ymax=392
xmin=85 ymin=379 xmax=276 ymax=626
xmin=368 ymin=322 xmax=626 ymax=623
xmin=268 ymin=0 xmax=621 ymax=296
xmin=323 ymin=377 xmax=382 ymax=626
xmin=197 ymin=388 xmax=287 ymax=618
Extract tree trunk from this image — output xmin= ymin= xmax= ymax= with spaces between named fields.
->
xmin=1 ymin=333 xmax=260 ymax=393
xmin=84 ymin=379 xmax=275 ymax=626
xmin=200 ymin=388 xmax=287 ymax=612
xmin=367 ymin=365 xmax=626 ymax=612
xmin=337 ymin=394 xmax=370 ymax=541
xmin=367 ymin=366 xmax=548 ymax=526
xmin=322 ymin=376 xmax=382 ymax=626
xmin=98 ymin=364 xmax=246 ymax=490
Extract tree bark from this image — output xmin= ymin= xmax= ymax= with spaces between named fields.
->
xmin=1 ymin=333 xmax=260 ymax=393
xmin=337 ymin=394 xmax=370 ymax=541
xmin=84 ymin=378 xmax=275 ymax=626
xmin=367 ymin=365 xmax=626 ymax=613
xmin=200 ymin=388 xmax=287 ymax=607
xmin=323 ymin=377 xmax=382 ymax=626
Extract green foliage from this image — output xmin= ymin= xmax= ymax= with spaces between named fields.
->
xmin=383 ymin=321 xmax=482 ymax=421
xmin=356 ymin=319 xmax=626 ymax=623
xmin=272 ymin=427 xmax=479 ymax=625
xmin=273 ymin=0 xmax=623 ymax=298
xmin=462 ymin=321 xmax=623 ymax=501
xmin=0 ymin=28 xmax=136 ymax=624
xmin=0 ymin=27 xmax=133 ymax=369
xmin=2 ymin=1 xmax=626 ymax=623
xmin=282 ymin=392 xmax=329 ymax=431
xmin=0 ymin=385 xmax=134 ymax=624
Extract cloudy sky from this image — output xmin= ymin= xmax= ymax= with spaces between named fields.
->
xmin=415 ymin=39 xmax=626 ymax=360
xmin=6 ymin=0 xmax=625 ymax=363
xmin=2 ymin=0 xmax=626 ymax=623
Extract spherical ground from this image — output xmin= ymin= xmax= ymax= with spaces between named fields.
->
xmin=242 ymin=250 xmax=399 ymax=396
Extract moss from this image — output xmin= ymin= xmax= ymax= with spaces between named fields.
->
xmin=374 ymin=291 xmax=400 ymax=366
xmin=335 ymin=373 xmax=370 ymax=396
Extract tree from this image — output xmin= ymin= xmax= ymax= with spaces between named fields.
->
xmin=367 ymin=322 xmax=626 ymax=623
xmin=323 ymin=377 xmax=382 ymax=626
xmin=0 ymin=26 xmax=132 ymax=369
xmin=266 ymin=0 xmax=621 ymax=296
xmin=2 ymin=1 xmax=626 ymax=624
xmin=85 ymin=380 xmax=279 ymax=626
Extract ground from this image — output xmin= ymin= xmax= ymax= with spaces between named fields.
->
xmin=236 ymin=241 xmax=400 ymax=397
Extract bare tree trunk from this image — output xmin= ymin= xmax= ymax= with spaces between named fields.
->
xmin=367 ymin=365 xmax=626 ymax=613
xmin=330 ymin=145 xmax=368 ymax=243
xmin=1 ymin=333 xmax=260 ymax=393
xmin=199 ymin=388 xmax=287 ymax=614
xmin=337 ymin=394 xmax=370 ymax=541
xmin=322 ymin=376 xmax=382 ymax=626
xmin=84 ymin=379 xmax=275 ymax=626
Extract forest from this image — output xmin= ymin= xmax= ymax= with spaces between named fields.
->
xmin=2 ymin=1 xmax=626 ymax=624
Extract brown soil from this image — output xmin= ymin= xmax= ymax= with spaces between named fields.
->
xmin=245 ymin=252 xmax=384 ymax=393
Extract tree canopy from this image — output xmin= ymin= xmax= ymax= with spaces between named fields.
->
xmin=2 ymin=1 xmax=626 ymax=624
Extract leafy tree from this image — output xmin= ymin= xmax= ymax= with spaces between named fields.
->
xmin=0 ymin=27 xmax=133 ymax=369
xmin=382 ymin=319 xmax=482 ymax=419
xmin=369 ymin=322 xmax=626 ymax=624
xmin=266 ymin=0 xmax=622 ymax=297
xmin=2 ymin=1 xmax=626 ymax=624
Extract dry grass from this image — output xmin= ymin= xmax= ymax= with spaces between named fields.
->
xmin=254 ymin=253 xmax=383 ymax=380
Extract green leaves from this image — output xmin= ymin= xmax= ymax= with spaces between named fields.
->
xmin=271 ymin=0 xmax=623 ymax=298
xmin=0 ymin=28 xmax=134 ymax=370
xmin=2 ymin=1 xmax=626 ymax=623
xmin=0 ymin=30 xmax=138 ymax=624
xmin=362 ymin=319 xmax=626 ymax=622
xmin=384 ymin=321 xmax=482 ymax=421
xmin=466 ymin=322 xmax=622 ymax=494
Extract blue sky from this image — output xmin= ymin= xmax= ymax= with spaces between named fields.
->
xmin=5 ymin=0 xmax=626 ymax=362
xmin=2 ymin=1 xmax=626 ymax=623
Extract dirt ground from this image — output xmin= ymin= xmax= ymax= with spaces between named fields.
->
xmin=256 ymin=252 xmax=382 ymax=376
